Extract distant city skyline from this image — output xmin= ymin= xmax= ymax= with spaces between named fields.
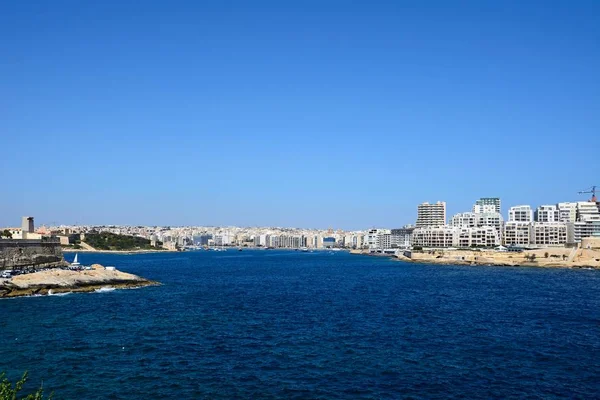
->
xmin=3 ymin=190 xmax=597 ymax=231
xmin=2 ymin=1 xmax=598 ymax=229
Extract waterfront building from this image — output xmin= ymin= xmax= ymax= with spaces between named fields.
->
xmin=535 ymin=205 xmax=559 ymax=223
xmin=365 ymin=229 xmax=388 ymax=249
xmin=508 ymin=205 xmax=533 ymax=222
xmin=530 ymin=222 xmax=567 ymax=246
xmin=457 ymin=226 xmax=500 ymax=248
xmin=416 ymin=202 xmax=446 ymax=228
xmin=193 ymin=234 xmax=212 ymax=246
xmin=450 ymin=212 xmax=503 ymax=240
xmin=558 ymin=202 xmax=578 ymax=223
xmin=390 ymin=226 xmax=414 ymax=248
xmin=449 ymin=212 xmax=477 ymax=228
xmin=411 ymin=226 xmax=457 ymax=248
xmin=472 ymin=198 xmax=501 ymax=214
xmin=571 ymin=201 xmax=600 ymax=243
xmin=323 ymin=237 xmax=336 ymax=248
xmin=476 ymin=212 xmax=503 ymax=240
xmin=503 ymin=222 xmax=531 ymax=246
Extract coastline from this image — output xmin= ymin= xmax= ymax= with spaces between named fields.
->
xmin=0 ymin=266 xmax=160 ymax=298
xmin=351 ymin=249 xmax=600 ymax=269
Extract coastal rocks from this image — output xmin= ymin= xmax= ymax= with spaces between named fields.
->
xmin=0 ymin=265 xmax=159 ymax=298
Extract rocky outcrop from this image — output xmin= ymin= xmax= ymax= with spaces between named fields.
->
xmin=0 ymin=266 xmax=159 ymax=298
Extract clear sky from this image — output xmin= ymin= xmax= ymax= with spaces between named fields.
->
xmin=1 ymin=1 xmax=599 ymax=229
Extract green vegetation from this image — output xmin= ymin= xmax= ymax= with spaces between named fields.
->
xmin=0 ymin=371 xmax=52 ymax=400
xmin=1 ymin=230 xmax=12 ymax=239
xmin=83 ymin=232 xmax=163 ymax=251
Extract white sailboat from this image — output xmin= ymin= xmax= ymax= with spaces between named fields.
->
xmin=70 ymin=253 xmax=81 ymax=268
xmin=72 ymin=253 xmax=80 ymax=266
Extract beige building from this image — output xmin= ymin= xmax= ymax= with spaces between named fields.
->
xmin=530 ymin=222 xmax=567 ymax=247
xmin=412 ymin=226 xmax=456 ymax=248
xmin=457 ymin=226 xmax=500 ymax=248
xmin=416 ymin=201 xmax=446 ymax=228
xmin=503 ymin=222 xmax=531 ymax=246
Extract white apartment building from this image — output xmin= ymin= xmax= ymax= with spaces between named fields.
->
xmin=535 ymin=205 xmax=559 ymax=223
xmin=457 ymin=226 xmax=500 ymax=248
xmin=530 ymin=222 xmax=567 ymax=246
xmin=508 ymin=205 xmax=533 ymax=222
xmin=571 ymin=202 xmax=600 ymax=243
xmin=477 ymin=212 xmax=503 ymax=240
xmin=365 ymin=229 xmax=390 ymax=249
xmin=411 ymin=226 xmax=457 ymax=248
xmin=472 ymin=198 xmax=501 ymax=214
xmin=416 ymin=201 xmax=446 ymax=227
xmin=449 ymin=212 xmax=477 ymax=228
xmin=380 ymin=233 xmax=392 ymax=249
xmin=503 ymin=222 xmax=531 ymax=246
xmin=390 ymin=227 xmax=414 ymax=248
xmin=558 ymin=202 xmax=577 ymax=223
xmin=450 ymin=211 xmax=503 ymax=239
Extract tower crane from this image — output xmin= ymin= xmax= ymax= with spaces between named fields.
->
xmin=578 ymin=186 xmax=598 ymax=202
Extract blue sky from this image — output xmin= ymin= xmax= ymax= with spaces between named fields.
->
xmin=1 ymin=1 xmax=599 ymax=229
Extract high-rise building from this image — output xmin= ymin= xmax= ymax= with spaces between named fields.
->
xmin=508 ymin=205 xmax=533 ymax=222
xmin=473 ymin=198 xmax=501 ymax=214
xmin=449 ymin=212 xmax=477 ymax=228
xmin=477 ymin=212 xmax=504 ymax=240
xmin=570 ymin=201 xmax=600 ymax=243
xmin=535 ymin=205 xmax=559 ymax=223
xmin=416 ymin=201 xmax=446 ymax=227
xmin=558 ymin=202 xmax=577 ymax=223
xmin=390 ymin=226 xmax=415 ymax=248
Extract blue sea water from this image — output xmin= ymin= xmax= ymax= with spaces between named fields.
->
xmin=1 ymin=250 xmax=599 ymax=399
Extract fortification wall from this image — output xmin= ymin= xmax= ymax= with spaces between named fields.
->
xmin=0 ymin=239 xmax=67 ymax=269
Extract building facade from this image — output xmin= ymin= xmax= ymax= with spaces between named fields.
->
xmin=449 ymin=212 xmax=477 ymax=228
xmin=530 ymin=222 xmax=567 ymax=246
xmin=411 ymin=226 xmax=456 ymax=248
xmin=503 ymin=222 xmax=531 ymax=246
xmin=535 ymin=205 xmax=559 ymax=223
xmin=473 ymin=198 xmax=501 ymax=214
xmin=508 ymin=205 xmax=533 ymax=222
xmin=416 ymin=201 xmax=446 ymax=228
xmin=558 ymin=202 xmax=577 ymax=223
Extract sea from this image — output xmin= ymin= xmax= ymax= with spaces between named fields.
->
xmin=1 ymin=250 xmax=599 ymax=399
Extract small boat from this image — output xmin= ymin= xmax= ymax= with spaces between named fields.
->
xmin=70 ymin=253 xmax=82 ymax=268
xmin=300 ymin=247 xmax=309 ymax=252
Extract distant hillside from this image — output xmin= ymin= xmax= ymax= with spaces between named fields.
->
xmin=83 ymin=232 xmax=163 ymax=251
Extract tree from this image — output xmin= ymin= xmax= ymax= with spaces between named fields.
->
xmin=0 ymin=371 xmax=52 ymax=400
xmin=1 ymin=230 xmax=12 ymax=239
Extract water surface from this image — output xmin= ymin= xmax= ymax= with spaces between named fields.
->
xmin=1 ymin=250 xmax=599 ymax=398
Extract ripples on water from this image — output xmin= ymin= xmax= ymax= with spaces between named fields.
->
xmin=1 ymin=250 xmax=599 ymax=399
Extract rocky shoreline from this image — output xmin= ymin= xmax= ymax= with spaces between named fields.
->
xmin=351 ymin=248 xmax=600 ymax=269
xmin=0 ymin=266 xmax=160 ymax=298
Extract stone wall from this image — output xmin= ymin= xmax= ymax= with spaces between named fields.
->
xmin=0 ymin=238 xmax=67 ymax=270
